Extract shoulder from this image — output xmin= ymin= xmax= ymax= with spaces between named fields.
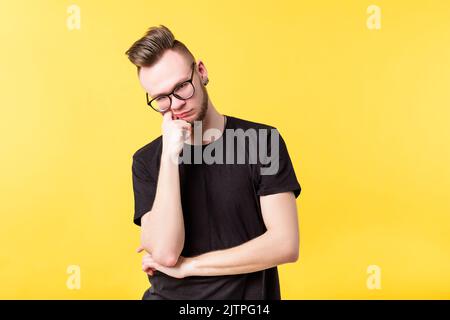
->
xmin=226 ymin=115 xmax=281 ymax=143
xmin=226 ymin=115 xmax=277 ymax=131
xmin=226 ymin=116 xmax=291 ymax=155
xmin=132 ymin=135 xmax=163 ymax=163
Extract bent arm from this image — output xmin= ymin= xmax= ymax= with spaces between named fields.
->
xmin=140 ymin=153 xmax=185 ymax=267
xmin=185 ymin=192 xmax=299 ymax=276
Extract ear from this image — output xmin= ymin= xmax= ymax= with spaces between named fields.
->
xmin=196 ymin=59 xmax=208 ymax=83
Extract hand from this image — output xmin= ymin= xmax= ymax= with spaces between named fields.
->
xmin=137 ymin=246 xmax=194 ymax=279
xmin=161 ymin=110 xmax=192 ymax=160
xmin=136 ymin=246 xmax=156 ymax=276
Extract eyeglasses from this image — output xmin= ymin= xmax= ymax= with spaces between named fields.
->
xmin=146 ymin=62 xmax=196 ymax=112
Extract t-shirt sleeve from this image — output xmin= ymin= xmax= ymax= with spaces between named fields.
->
xmin=132 ymin=155 xmax=157 ymax=226
xmin=256 ymin=128 xmax=301 ymax=198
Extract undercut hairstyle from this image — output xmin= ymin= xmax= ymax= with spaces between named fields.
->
xmin=125 ymin=25 xmax=195 ymax=72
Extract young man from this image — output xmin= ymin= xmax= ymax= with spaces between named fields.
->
xmin=126 ymin=25 xmax=302 ymax=300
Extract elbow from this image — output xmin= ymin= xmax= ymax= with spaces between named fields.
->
xmin=271 ymin=228 xmax=299 ymax=264
xmin=141 ymin=242 xmax=180 ymax=267
xmin=153 ymin=251 xmax=180 ymax=267
xmin=281 ymin=241 xmax=299 ymax=263
xmin=286 ymin=247 xmax=299 ymax=263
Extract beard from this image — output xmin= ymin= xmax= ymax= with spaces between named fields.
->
xmin=189 ymin=84 xmax=208 ymax=124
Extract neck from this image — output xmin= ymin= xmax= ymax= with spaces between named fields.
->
xmin=188 ymin=100 xmax=225 ymax=145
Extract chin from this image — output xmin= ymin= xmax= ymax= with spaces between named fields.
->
xmin=189 ymin=111 xmax=202 ymax=122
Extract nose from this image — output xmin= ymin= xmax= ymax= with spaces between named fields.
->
xmin=170 ymin=95 xmax=186 ymax=111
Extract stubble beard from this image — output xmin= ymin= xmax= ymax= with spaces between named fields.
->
xmin=189 ymin=85 xmax=208 ymax=125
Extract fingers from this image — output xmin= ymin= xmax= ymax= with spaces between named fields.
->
xmin=163 ymin=110 xmax=173 ymax=122
xmin=172 ymin=121 xmax=192 ymax=139
xmin=143 ymin=263 xmax=156 ymax=272
xmin=163 ymin=111 xmax=191 ymax=132
xmin=142 ymin=257 xmax=158 ymax=276
xmin=172 ymin=120 xmax=191 ymax=129
xmin=143 ymin=265 xmax=156 ymax=276
xmin=183 ymin=128 xmax=191 ymax=141
xmin=137 ymin=246 xmax=154 ymax=257
xmin=143 ymin=265 xmax=156 ymax=272
xmin=161 ymin=111 xmax=192 ymax=157
xmin=142 ymin=254 xmax=155 ymax=264
xmin=138 ymin=246 xmax=157 ymax=276
xmin=163 ymin=110 xmax=191 ymax=127
xmin=142 ymin=263 xmax=153 ymax=272
xmin=179 ymin=122 xmax=192 ymax=134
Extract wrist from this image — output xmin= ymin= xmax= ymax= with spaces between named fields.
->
xmin=183 ymin=257 xmax=197 ymax=278
xmin=161 ymin=151 xmax=179 ymax=164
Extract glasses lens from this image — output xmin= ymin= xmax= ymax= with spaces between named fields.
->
xmin=151 ymin=96 xmax=171 ymax=112
xmin=174 ymin=82 xmax=194 ymax=99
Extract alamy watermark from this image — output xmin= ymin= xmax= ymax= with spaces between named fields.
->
xmin=170 ymin=121 xmax=281 ymax=176
xmin=366 ymin=5 xmax=381 ymax=30
xmin=66 ymin=264 xmax=81 ymax=290
xmin=366 ymin=264 xmax=382 ymax=290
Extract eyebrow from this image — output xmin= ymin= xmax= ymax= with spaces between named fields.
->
xmin=151 ymin=75 xmax=191 ymax=98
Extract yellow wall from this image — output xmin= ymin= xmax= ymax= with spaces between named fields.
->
xmin=1 ymin=0 xmax=449 ymax=299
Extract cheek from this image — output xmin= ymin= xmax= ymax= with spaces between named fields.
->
xmin=190 ymin=93 xmax=202 ymax=107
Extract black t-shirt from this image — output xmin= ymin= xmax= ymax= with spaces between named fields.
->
xmin=131 ymin=115 xmax=301 ymax=300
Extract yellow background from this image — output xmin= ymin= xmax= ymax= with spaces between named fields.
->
xmin=1 ymin=0 xmax=449 ymax=299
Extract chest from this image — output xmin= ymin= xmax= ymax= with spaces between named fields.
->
xmin=179 ymin=162 xmax=257 ymax=204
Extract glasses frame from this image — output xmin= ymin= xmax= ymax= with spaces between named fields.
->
xmin=146 ymin=61 xmax=196 ymax=112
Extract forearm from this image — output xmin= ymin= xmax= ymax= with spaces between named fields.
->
xmin=186 ymin=230 xmax=298 ymax=277
xmin=141 ymin=153 xmax=185 ymax=264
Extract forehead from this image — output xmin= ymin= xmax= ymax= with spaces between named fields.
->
xmin=139 ymin=50 xmax=192 ymax=97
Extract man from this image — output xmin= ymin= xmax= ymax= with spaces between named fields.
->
xmin=126 ymin=25 xmax=302 ymax=300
